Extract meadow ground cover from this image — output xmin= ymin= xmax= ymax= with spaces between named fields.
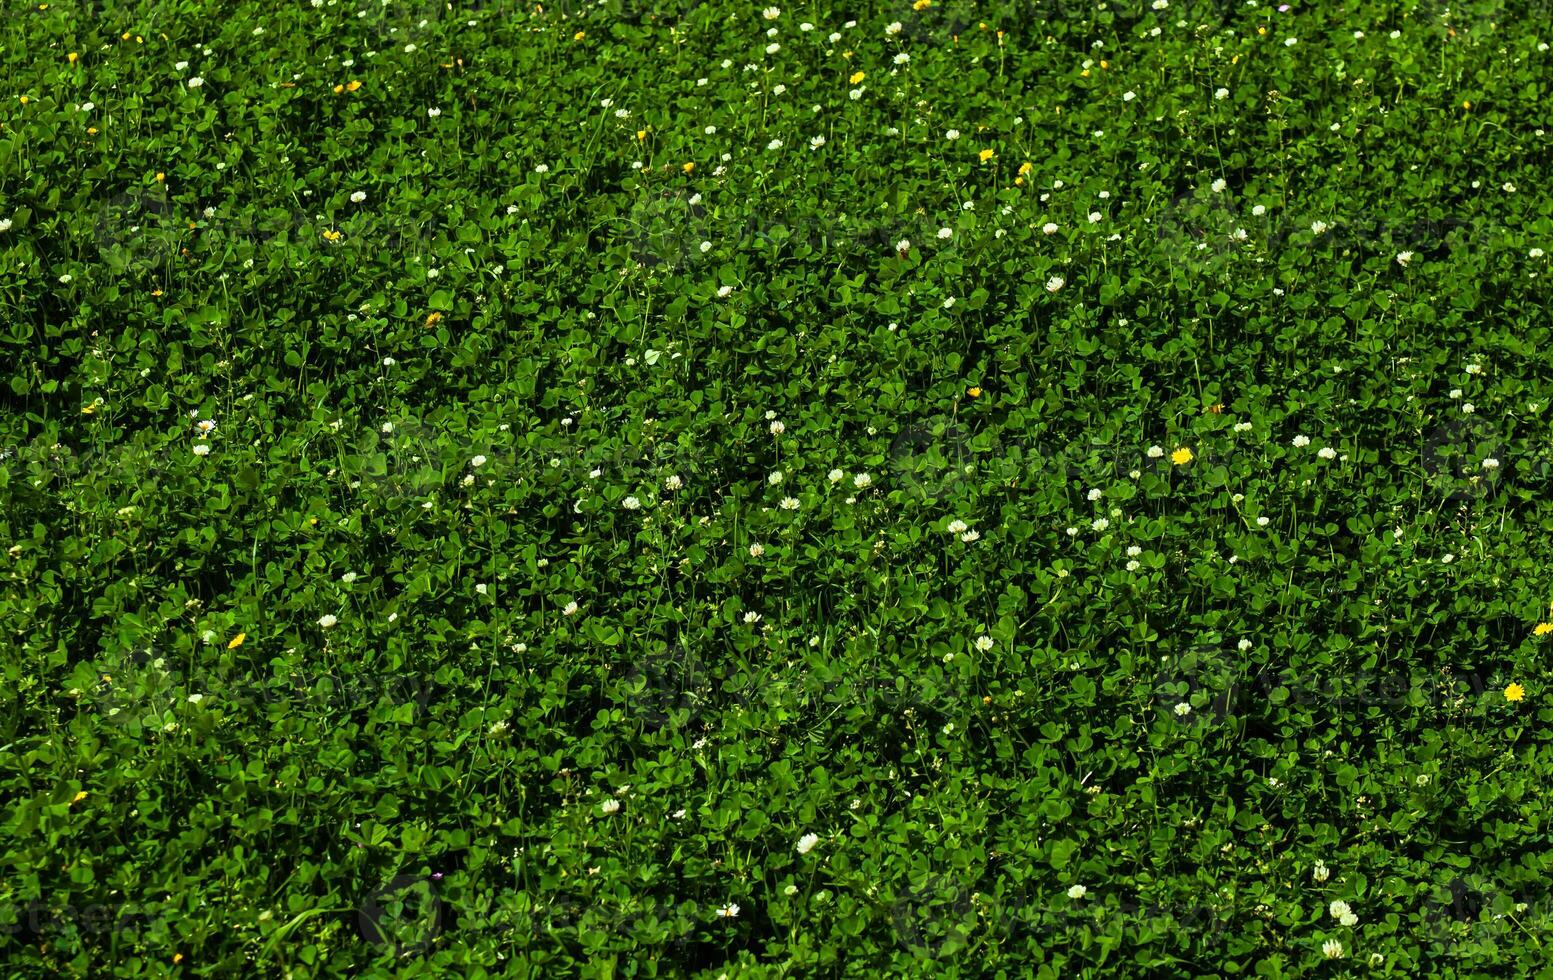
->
xmin=4 ymin=0 xmax=1553 ymax=975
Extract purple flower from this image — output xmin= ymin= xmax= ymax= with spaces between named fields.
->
xmin=1278 ymin=3 xmax=1290 ymax=9
xmin=431 ymin=872 xmax=444 ymax=881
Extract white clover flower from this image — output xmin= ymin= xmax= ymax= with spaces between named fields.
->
xmin=622 ymin=495 xmax=641 ymax=510
xmin=943 ymin=296 xmax=956 ymax=309
xmin=960 ymin=530 xmax=980 ymax=543
xmin=717 ymin=285 xmax=735 ymax=298
xmin=809 ymin=135 xmax=825 ymax=149
xmin=0 ymin=218 xmax=11 ymax=233
xmin=1124 ymin=90 xmax=1137 ymax=101
xmin=1067 ymin=884 xmax=1087 ymax=899
xmin=937 ymin=227 xmax=953 ymax=239
xmin=796 ymin=833 xmax=819 ymax=854
xmin=1313 ymin=862 xmax=1330 ymax=882
xmin=600 ymin=799 xmax=620 ymax=815
xmin=1215 ymin=87 xmax=1229 ymax=100
xmin=1042 ymin=222 xmax=1059 ymax=234
xmin=743 ymin=611 xmax=762 ymax=624
xmin=766 ymin=138 xmax=783 ymax=150
xmin=766 ymin=42 xmax=781 ymax=55
xmin=1396 ymin=251 xmax=1414 ymax=266
xmin=1046 ymin=276 xmax=1065 ymax=293
xmin=975 ymin=635 xmax=994 ymax=652
xmin=1211 ymin=178 xmax=1227 ymax=193
xmin=470 ymin=454 xmax=487 ymax=468
xmin=1238 ymin=638 xmax=1253 ymax=651
xmin=947 ymin=519 xmax=969 ymax=534
xmin=769 ymin=420 xmax=785 ymax=435
xmin=1292 ymin=435 xmax=1311 ymax=448
xmin=1462 ymin=402 xmax=1475 ymax=414
xmin=1091 ymin=517 xmax=1110 ymax=532
xmin=1126 ymin=560 xmax=1140 ymax=571
xmin=193 ymin=443 xmax=211 ymax=456
xmin=1311 ymin=220 xmax=1330 ymax=235
xmin=853 ymin=472 xmax=872 ymax=489
xmin=779 ymin=496 xmax=799 ymax=510
xmin=1317 ymin=447 xmax=1337 ymax=460
xmin=1126 ymin=545 xmax=1141 ymax=557
xmin=1329 ymin=900 xmax=1352 ymax=921
xmin=1482 ymin=458 xmax=1500 ymax=470
xmin=893 ymin=51 xmax=910 ymax=64
xmin=1257 ymin=516 xmax=1271 ymax=527
xmin=768 ymin=470 xmax=784 ymax=486
xmin=427 ymin=107 xmax=441 ymax=117
xmin=762 ymin=5 xmax=780 ymax=19
xmin=1147 ymin=445 xmax=1164 ymax=458
xmin=1175 ymin=702 xmax=1191 ymax=716
xmin=187 ymin=76 xmax=205 ymax=88
xmin=1088 ymin=488 xmax=1103 ymax=501
xmin=563 ymin=600 xmax=579 ymax=616
xmin=1323 ymin=940 xmax=1343 ymax=960
xmin=946 ymin=129 xmax=961 ymax=140
xmin=886 ymin=21 xmax=902 ymax=34
xmin=1284 ymin=37 xmax=1297 ymax=46
xmin=349 ymin=190 xmax=367 ymax=203
xmin=896 ymin=239 xmax=911 ymax=253
xmin=715 ymin=904 xmax=740 ymax=918
xmin=828 ymin=468 xmax=845 ymax=483
xmin=1088 ymin=212 xmax=1102 ymax=223
xmin=318 ymin=614 xmax=338 ymax=628
xmin=749 ymin=543 xmax=765 ymax=557
xmin=1532 ymin=248 xmax=1546 ymax=259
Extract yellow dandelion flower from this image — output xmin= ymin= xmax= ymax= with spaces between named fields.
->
xmin=967 ymin=386 xmax=982 ymax=398
xmin=1505 ymin=682 xmax=1525 ymax=702
xmin=333 ymin=84 xmax=344 ymax=94
xmin=1534 ymin=623 xmax=1553 ymax=636
xmin=1462 ymin=100 xmax=1472 ymax=109
xmin=321 ymin=229 xmax=342 ymax=242
xmin=425 ymin=311 xmax=443 ymax=327
xmin=346 ymin=80 xmax=362 ymax=92
xmin=87 ymin=126 xmax=98 ymax=135
xmin=155 ymin=172 xmax=165 ymax=183
xmin=913 ymin=0 xmax=931 ymax=9
xmin=1099 ymin=59 xmax=1109 ymax=68
xmin=979 ymin=149 xmax=995 ymax=162
xmin=683 ymin=162 xmax=695 ymax=173
xmin=1018 ymin=162 xmax=1033 ymax=177
xmin=228 ymin=632 xmax=246 ymax=650
xmin=849 ymin=70 xmax=865 ymax=84
xmin=1171 ymin=447 xmax=1194 ymax=466
xmin=574 ymin=30 xmax=585 ymax=40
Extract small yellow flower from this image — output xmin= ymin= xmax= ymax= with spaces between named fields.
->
xmin=574 ymin=30 xmax=585 ymax=40
xmin=322 ymin=229 xmax=342 ymax=243
xmin=82 ymin=400 xmax=100 ymax=415
xmin=1534 ymin=622 xmax=1553 ymax=636
xmin=333 ymin=84 xmax=345 ymax=94
xmin=849 ymin=70 xmax=865 ymax=84
xmin=1018 ymin=162 xmax=1033 ymax=177
xmin=425 ymin=311 xmax=443 ymax=327
xmin=1099 ymin=59 xmax=1109 ymax=69
xmin=72 ymin=791 xmax=88 ymax=804
xmin=228 ymin=632 xmax=246 ymax=650
xmin=346 ymin=80 xmax=362 ymax=92
xmin=68 ymin=52 xmax=78 ymax=64
xmin=87 ymin=127 xmax=98 ymax=135
xmin=842 ymin=49 xmax=853 ymax=59
xmin=979 ymin=149 xmax=995 ymax=163
xmin=122 ymin=31 xmax=131 ymax=40
xmin=1257 ymin=25 xmax=1267 ymax=35
xmin=1171 ymin=447 xmax=1194 ymax=466
xmin=1462 ymin=100 xmax=1472 ymax=110
xmin=173 ymin=954 xmax=184 ymax=965
xmin=19 ymin=95 xmax=29 ymax=105
xmin=1505 ymin=682 xmax=1525 ymax=702
xmin=967 ymin=387 xmax=982 ymax=398
xmin=150 ymin=289 xmax=163 ymax=297
xmin=913 ymin=0 xmax=931 ymax=9
xmin=1081 ymin=69 xmax=1090 ymax=78
xmin=155 ymin=172 xmax=166 ymax=183
xmin=636 ymin=129 xmax=647 ymax=141
xmin=683 ymin=162 xmax=695 ymax=174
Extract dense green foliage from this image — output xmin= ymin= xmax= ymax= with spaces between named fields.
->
xmin=4 ymin=0 xmax=1553 ymax=975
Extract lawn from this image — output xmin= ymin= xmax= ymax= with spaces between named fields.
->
xmin=3 ymin=0 xmax=1553 ymax=976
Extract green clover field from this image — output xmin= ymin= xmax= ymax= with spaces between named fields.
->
xmin=4 ymin=0 xmax=1553 ymax=975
